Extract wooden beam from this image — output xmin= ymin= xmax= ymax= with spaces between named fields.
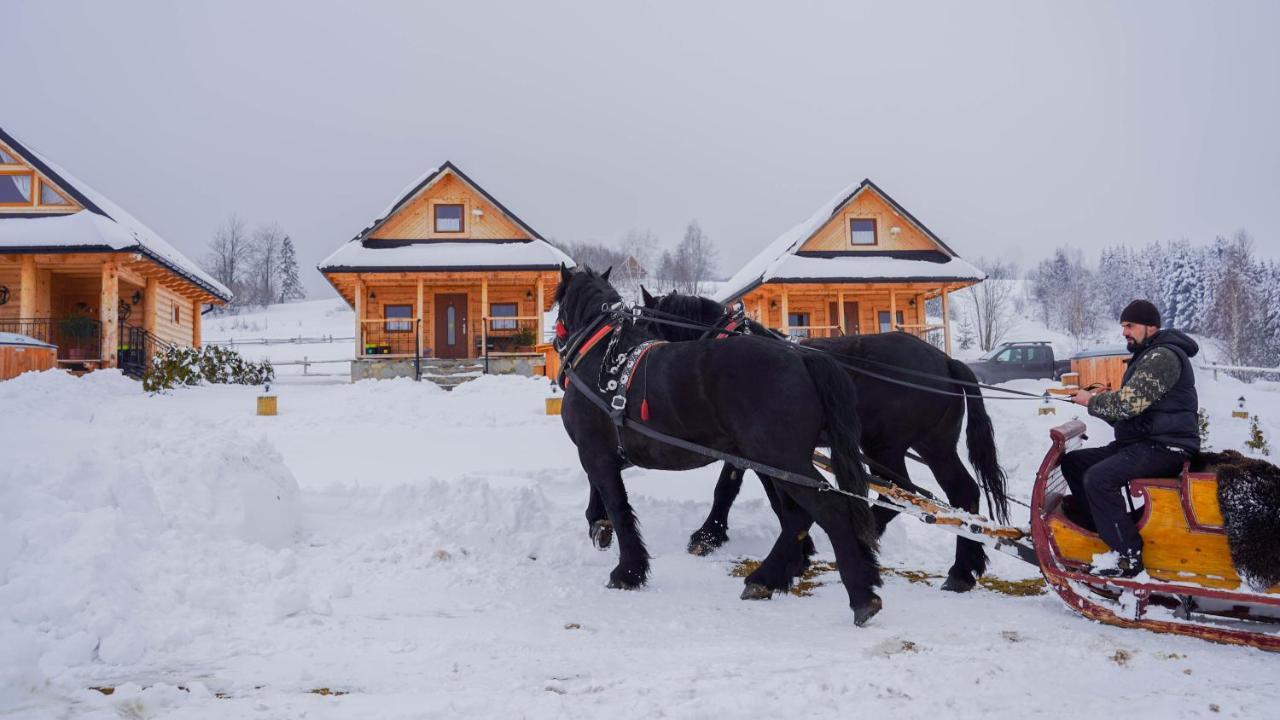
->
xmin=192 ymin=299 xmax=202 ymax=347
xmin=837 ymin=289 xmax=846 ymax=334
xmin=416 ymin=277 xmax=424 ymax=358
xmin=19 ymin=255 xmax=36 ymax=318
xmin=889 ymin=290 xmax=897 ymax=332
xmin=941 ymin=288 xmax=952 ymax=357
xmin=535 ymin=275 xmax=544 ymax=343
xmin=100 ymin=259 xmax=119 ymax=368
xmin=143 ymin=278 xmax=158 ymax=336
xmin=34 ymin=269 xmax=51 ymax=319
xmin=481 ymin=275 xmax=489 ymax=351
xmin=354 ymin=276 xmax=365 ymax=358
xmin=780 ymin=290 xmax=790 ymax=335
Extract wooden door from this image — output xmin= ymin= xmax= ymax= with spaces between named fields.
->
xmin=434 ymin=293 xmax=469 ymax=359
xmin=828 ymin=301 xmax=861 ymax=335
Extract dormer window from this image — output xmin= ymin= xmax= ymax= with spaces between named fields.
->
xmin=434 ymin=204 xmax=464 ymax=233
xmin=0 ymin=172 xmax=34 ymax=205
xmin=850 ymin=218 xmax=877 ymax=246
xmin=40 ymin=182 xmax=71 ymax=206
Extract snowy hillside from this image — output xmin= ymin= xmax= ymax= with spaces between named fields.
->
xmin=2 ymin=298 xmax=1278 ymax=718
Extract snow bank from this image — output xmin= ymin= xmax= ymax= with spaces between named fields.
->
xmin=0 ymin=371 xmax=300 ymax=699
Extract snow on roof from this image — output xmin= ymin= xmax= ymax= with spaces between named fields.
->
xmin=320 ymin=239 xmax=573 ymax=271
xmin=0 ymin=126 xmax=231 ymax=301
xmin=715 ymin=179 xmax=983 ymax=302
xmin=0 ymin=331 xmax=56 ymax=349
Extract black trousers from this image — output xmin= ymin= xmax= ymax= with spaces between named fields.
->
xmin=1060 ymin=441 xmax=1186 ymax=555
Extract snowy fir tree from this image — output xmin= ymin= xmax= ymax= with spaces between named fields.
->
xmin=277 ymin=235 xmax=306 ymax=303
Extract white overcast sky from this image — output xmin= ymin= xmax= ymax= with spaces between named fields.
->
xmin=6 ymin=0 xmax=1278 ymax=295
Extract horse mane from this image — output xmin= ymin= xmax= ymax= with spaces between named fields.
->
xmin=555 ymin=266 xmax=622 ymax=328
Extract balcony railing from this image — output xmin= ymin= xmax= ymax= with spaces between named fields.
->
xmin=786 ymin=324 xmax=842 ymax=339
xmin=479 ymin=316 xmax=542 ymax=355
xmin=359 ymin=318 xmax=421 ymax=358
xmin=896 ymin=323 xmax=947 ymax=351
xmin=0 ymin=317 xmax=102 ymax=362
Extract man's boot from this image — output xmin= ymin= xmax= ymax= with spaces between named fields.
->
xmin=1095 ymin=550 xmax=1144 ymax=579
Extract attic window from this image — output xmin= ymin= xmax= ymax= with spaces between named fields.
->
xmin=0 ymin=172 xmax=34 ymax=205
xmin=0 ymin=148 xmax=17 ymax=164
xmin=850 ymin=218 xmax=877 ymax=246
xmin=434 ymin=204 xmax=464 ymax=233
xmin=39 ymin=181 xmax=71 ymax=206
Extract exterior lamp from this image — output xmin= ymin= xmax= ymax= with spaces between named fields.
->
xmin=1234 ymin=396 xmax=1249 ymax=419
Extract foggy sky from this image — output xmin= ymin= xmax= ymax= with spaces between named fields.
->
xmin=6 ymin=0 xmax=1279 ymax=297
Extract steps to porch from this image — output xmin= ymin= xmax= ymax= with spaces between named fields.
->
xmin=419 ymin=359 xmax=485 ymax=390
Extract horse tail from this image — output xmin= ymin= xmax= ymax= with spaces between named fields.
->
xmin=947 ymin=358 xmax=1009 ymax=524
xmin=802 ymin=352 xmax=878 ymax=547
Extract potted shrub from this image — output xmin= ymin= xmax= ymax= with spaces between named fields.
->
xmin=513 ymin=326 xmax=537 ymax=352
xmin=59 ymin=309 xmax=97 ymax=360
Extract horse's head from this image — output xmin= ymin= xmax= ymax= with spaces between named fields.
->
xmin=642 ymin=288 xmax=729 ymax=342
xmin=553 ymin=263 xmax=619 ymax=341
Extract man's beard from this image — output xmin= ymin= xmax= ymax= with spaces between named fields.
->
xmin=1126 ymin=336 xmax=1145 ymax=352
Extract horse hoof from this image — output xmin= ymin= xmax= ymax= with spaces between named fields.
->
xmin=941 ymin=575 xmax=977 ymax=593
xmin=687 ymin=529 xmax=727 ymax=556
xmin=853 ymin=594 xmax=883 ymax=626
xmin=688 ymin=542 xmax=713 ymax=557
xmin=590 ymin=520 xmax=614 ymax=551
xmin=740 ymin=582 xmax=773 ymax=601
xmin=607 ymin=566 xmax=645 ymax=590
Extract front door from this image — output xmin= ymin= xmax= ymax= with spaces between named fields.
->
xmin=828 ymin=301 xmax=861 ymax=334
xmin=434 ymin=294 xmax=469 ymax=359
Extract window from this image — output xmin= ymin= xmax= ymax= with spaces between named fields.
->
xmin=434 ymin=204 xmax=464 ymax=232
xmin=877 ymin=310 xmax=905 ymax=333
xmin=0 ymin=172 xmax=34 ymax=205
xmin=995 ymin=347 xmax=1026 ymax=363
xmin=490 ymin=302 xmax=517 ymax=331
xmin=39 ymin=181 xmax=71 ymax=206
xmin=173 ymin=302 xmax=181 ymax=324
xmin=0 ymin=148 xmax=17 ymax=164
xmin=850 ymin=218 xmax=877 ymax=246
xmin=384 ymin=304 xmax=413 ymax=332
xmin=788 ymin=312 xmax=810 ymax=337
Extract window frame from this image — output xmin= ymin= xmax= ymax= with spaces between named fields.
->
xmin=384 ymin=304 xmax=414 ymax=333
xmin=849 ymin=217 xmax=878 ymax=247
xmin=0 ymin=170 xmax=36 ymax=207
xmin=489 ymin=302 xmax=518 ymax=331
xmin=788 ymin=311 xmax=811 ymax=338
xmin=877 ymin=310 xmax=905 ymax=333
xmin=433 ymin=203 xmax=465 ymax=233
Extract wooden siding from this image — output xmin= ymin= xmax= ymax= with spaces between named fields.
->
xmin=1071 ymin=354 xmax=1128 ymax=391
xmin=0 ymin=265 xmax=18 ymax=320
xmin=371 ymin=172 xmax=531 ymax=241
xmin=799 ymin=187 xmax=942 ymax=253
xmin=152 ymin=282 xmax=195 ymax=347
xmin=742 ymin=284 xmax=939 ymax=334
xmin=0 ymin=344 xmax=56 ymax=380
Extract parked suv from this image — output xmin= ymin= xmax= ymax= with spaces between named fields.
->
xmin=966 ymin=341 xmax=1072 ymax=384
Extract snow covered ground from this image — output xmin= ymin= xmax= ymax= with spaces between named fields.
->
xmin=2 ymin=299 xmax=1278 ymax=719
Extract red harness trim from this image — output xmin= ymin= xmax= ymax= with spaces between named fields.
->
xmin=715 ymin=320 xmax=740 ymax=340
xmin=572 ymin=323 xmax=615 ymax=367
xmin=623 ymin=341 xmax=665 ymax=421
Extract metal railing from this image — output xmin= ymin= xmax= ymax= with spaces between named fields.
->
xmin=896 ymin=323 xmax=947 ymax=351
xmin=118 ymin=325 xmax=174 ymax=380
xmin=785 ymin=324 xmax=842 ymax=339
xmin=480 ymin=316 xmax=541 ymax=375
xmin=0 ymin=317 xmax=102 ymax=362
xmin=357 ymin=318 xmax=421 ymax=381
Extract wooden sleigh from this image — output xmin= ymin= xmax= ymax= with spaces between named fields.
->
xmin=1032 ymin=420 xmax=1280 ymax=651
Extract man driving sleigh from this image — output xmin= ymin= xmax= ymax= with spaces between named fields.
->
xmin=1061 ymin=299 xmax=1200 ymax=578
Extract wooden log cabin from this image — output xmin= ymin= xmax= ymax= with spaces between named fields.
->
xmin=319 ymin=161 xmax=573 ymax=380
xmin=715 ymin=178 xmax=984 ymax=355
xmin=0 ymin=126 xmax=232 ymax=377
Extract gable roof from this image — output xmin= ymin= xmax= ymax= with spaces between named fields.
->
xmin=715 ymin=178 xmax=983 ymax=302
xmin=320 ymin=161 xmax=573 ymax=272
xmin=0 ymin=125 xmax=232 ymax=302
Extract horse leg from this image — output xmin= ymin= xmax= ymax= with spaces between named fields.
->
xmin=781 ymin=479 xmax=883 ymax=625
xmin=585 ymin=485 xmax=613 ymax=550
xmin=867 ymin=447 xmax=915 ymax=538
xmin=759 ymin=474 xmax=817 ymax=564
xmin=580 ymin=449 xmax=649 ymax=589
xmin=917 ymin=444 xmax=987 ymax=592
xmin=740 ymin=486 xmax=815 ymax=599
xmin=688 ymin=464 xmax=744 ymax=556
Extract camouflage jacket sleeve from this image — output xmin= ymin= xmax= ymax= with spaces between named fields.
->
xmin=1087 ymin=347 xmax=1182 ymax=424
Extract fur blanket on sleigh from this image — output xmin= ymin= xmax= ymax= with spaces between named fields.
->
xmin=1193 ymin=451 xmax=1280 ymax=592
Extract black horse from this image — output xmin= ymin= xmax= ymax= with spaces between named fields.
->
xmin=629 ymin=288 xmax=1008 ymax=593
xmin=555 ymin=266 xmax=884 ymax=624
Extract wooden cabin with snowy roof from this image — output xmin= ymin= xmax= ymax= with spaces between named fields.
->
xmin=715 ymin=179 xmax=983 ymax=355
xmin=319 ymin=161 xmax=572 ymax=381
xmin=0 ymin=126 xmax=232 ymax=377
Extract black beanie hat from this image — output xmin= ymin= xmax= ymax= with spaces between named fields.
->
xmin=1120 ymin=299 xmax=1161 ymax=327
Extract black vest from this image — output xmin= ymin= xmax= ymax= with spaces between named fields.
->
xmin=1113 ymin=331 xmax=1199 ymax=452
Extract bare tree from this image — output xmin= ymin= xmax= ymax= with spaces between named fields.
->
xmin=673 ymin=220 xmax=717 ymax=295
xmin=249 ymin=223 xmax=288 ymax=307
xmin=1207 ymin=231 xmax=1262 ymax=367
xmin=205 ymin=215 xmax=250 ymax=303
xmin=962 ymin=257 xmax=1018 ymax=351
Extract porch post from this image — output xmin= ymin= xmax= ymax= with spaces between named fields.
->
xmin=780 ymin=290 xmax=790 ymax=335
xmin=889 ymin=290 xmax=897 ymax=332
xmin=100 ymin=259 xmax=119 ymax=367
xmin=480 ymin=275 xmax=489 ymax=360
xmin=941 ymin=287 xmax=952 ymax=356
xmin=354 ymin=276 xmax=365 ymax=358
xmin=416 ymin=277 xmax=424 ymax=357
xmin=35 ymin=269 xmax=51 ymax=318
xmin=192 ymin=299 xmax=202 ymax=347
xmin=535 ymin=275 xmax=545 ymax=343
xmin=143 ymin=278 xmax=158 ymax=335
xmin=837 ymin=289 xmax=846 ymax=334
xmin=19 ymin=255 xmax=36 ymax=319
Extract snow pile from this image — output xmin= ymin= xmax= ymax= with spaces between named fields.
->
xmin=0 ymin=371 xmax=300 ymax=700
